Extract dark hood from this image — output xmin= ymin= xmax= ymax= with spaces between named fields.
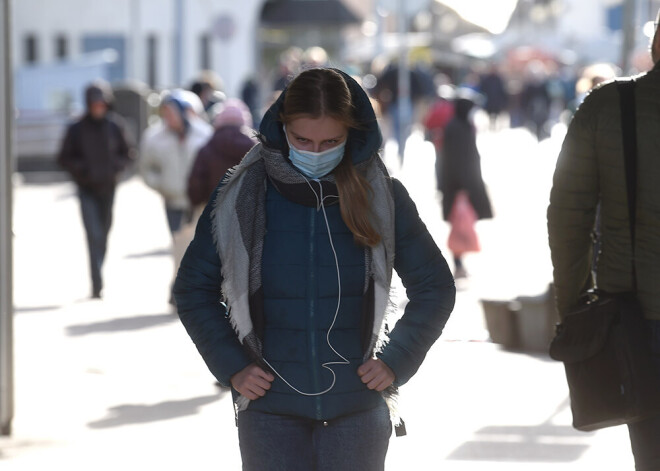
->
xmin=454 ymin=98 xmax=475 ymax=121
xmin=258 ymin=68 xmax=382 ymax=165
xmin=85 ymin=82 xmax=114 ymax=110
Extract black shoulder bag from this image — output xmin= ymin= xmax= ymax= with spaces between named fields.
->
xmin=549 ymin=79 xmax=660 ymax=432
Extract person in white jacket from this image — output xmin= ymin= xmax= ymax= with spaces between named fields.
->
xmin=140 ymin=90 xmax=213 ymax=303
xmin=140 ymin=90 xmax=213 ymax=232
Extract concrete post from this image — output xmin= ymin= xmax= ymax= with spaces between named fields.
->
xmin=0 ymin=0 xmax=14 ymax=437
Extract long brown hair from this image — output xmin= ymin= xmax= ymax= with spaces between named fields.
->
xmin=280 ymin=68 xmax=381 ymax=247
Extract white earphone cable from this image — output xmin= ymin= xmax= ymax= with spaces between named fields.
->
xmin=261 ymin=177 xmax=348 ymax=396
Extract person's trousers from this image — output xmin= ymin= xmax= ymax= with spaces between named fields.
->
xmin=628 ymin=415 xmax=660 ymax=470
xmin=78 ymin=186 xmax=115 ymax=295
xmin=627 ymin=319 xmax=660 ymax=471
xmin=237 ymin=403 xmax=392 ymax=471
xmin=165 ymin=206 xmax=185 ymax=235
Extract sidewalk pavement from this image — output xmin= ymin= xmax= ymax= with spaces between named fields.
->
xmin=0 ymin=128 xmax=635 ymax=470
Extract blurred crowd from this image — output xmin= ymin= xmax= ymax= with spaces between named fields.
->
xmin=56 ymin=42 xmax=630 ymax=300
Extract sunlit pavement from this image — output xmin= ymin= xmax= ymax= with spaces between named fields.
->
xmin=1 ymin=123 xmax=634 ymax=469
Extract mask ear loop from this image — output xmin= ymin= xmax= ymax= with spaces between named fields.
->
xmin=261 ymin=177 xmax=348 ymax=396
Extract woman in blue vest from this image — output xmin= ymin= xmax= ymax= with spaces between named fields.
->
xmin=174 ymin=68 xmax=455 ymax=470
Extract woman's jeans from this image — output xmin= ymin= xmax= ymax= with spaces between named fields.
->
xmin=627 ymin=319 xmax=660 ymax=470
xmin=237 ymin=403 xmax=392 ymax=471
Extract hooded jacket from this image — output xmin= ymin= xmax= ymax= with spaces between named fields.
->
xmin=187 ymin=125 xmax=256 ymax=207
xmin=57 ymin=84 xmax=134 ymax=194
xmin=548 ymin=62 xmax=660 ymax=319
xmin=174 ymin=69 xmax=455 ymax=421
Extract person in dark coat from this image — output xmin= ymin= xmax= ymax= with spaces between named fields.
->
xmin=548 ymin=13 xmax=660 ymax=466
xmin=57 ymin=81 xmax=135 ymax=298
xmin=174 ymin=68 xmax=455 ymax=470
xmin=478 ymin=64 xmax=509 ymax=130
xmin=187 ymin=98 xmax=257 ymax=210
xmin=372 ymin=63 xmax=435 ymax=159
xmin=521 ymin=62 xmax=552 ymax=141
xmin=440 ymin=89 xmax=493 ymax=278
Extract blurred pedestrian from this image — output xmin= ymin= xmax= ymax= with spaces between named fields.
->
xmin=372 ymin=62 xmax=434 ymax=160
xmin=190 ymin=71 xmax=226 ymax=121
xmin=273 ymin=46 xmax=303 ymax=92
xmin=240 ymin=75 xmax=261 ymax=129
xmin=139 ymin=90 xmax=213 ymax=303
xmin=440 ymin=89 xmax=493 ymax=279
xmin=187 ymin=98 xmax=257 ymax=213
xmin=548 ymin=10 xmax=660 ymax=468
xmin=174 ymin=67 xmax=455 ymax=470
xmin=478 ymin=64 xmax=509 ymax=131
xmin=521 ymin=61 xmax=552 ymax=140
xmin=57 ymin=81 xmax=135 ymax=299
xmin=423 ymin=83 xmax=455 ymax=186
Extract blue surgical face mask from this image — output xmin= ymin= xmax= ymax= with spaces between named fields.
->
xmin=284 ymin=127 xmax=346 ymax=179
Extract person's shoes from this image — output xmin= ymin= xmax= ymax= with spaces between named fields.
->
xmin=92 ymin=289 xmax=102 ymax=299
xmin=454 ymin=267 xmax=468 ymax=279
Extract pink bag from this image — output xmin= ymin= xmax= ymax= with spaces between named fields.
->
xmin=447 ymin=191 xmax=480 ymax=255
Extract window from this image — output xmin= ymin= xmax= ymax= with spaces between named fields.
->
xmin=147 ymin=34 xmax=158 ymax=88
xmin=55 ymin=35 xmax=68 ymax=60
xmin=82 ymin=35 xmax=126 ymax=82
xmin=200 ymin=33 xmax=211 ymax=70
xmin=24 ymin=34 xmax=38 ymax=64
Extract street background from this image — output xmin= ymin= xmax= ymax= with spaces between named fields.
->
xmin=0 ymin=125 xmax=636 ymax=470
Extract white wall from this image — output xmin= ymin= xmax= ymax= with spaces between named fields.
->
xmin=12 ymin=0 xmax=265 ymax=97
xmin=558 ymin=0 xmax=611 ymax=40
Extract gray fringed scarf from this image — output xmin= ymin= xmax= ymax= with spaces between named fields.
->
xmin=211 ymin=142 xmax=395 ymax=410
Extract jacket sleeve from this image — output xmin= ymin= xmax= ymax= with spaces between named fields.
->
xmin=377 ymin=179 xmax=456 ymax=386
xmin=187 ymin=148 xmax=208 ymax=207
xmin=138 ymin=132 xmax=163 ymax=192
xmin=113 ymin=118 xmax=136 ymax=172
xmin=173 ymin=186 xmax=252 ymax=386
xmin=57 ymin=122 xmax=87 ymax=184
xmin=547 ymin=91 xmax=601 ymax=317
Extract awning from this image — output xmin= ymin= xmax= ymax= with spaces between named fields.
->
xmin=434 ymin=0 xmax=518 ymax=34
xmin=260 ymin=0 xmax=362 ymax=27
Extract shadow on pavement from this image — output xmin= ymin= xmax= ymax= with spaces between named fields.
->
xmin=14 ymin=305 xmax=62 ymax=314
xmin=124 ymin=248 xmax=171 ymax=259
xmin=66 ymin=313 xmax=177 ymax=336
xmin=0 ymin=438 xmax=60 ymax=460
xmin=87 ymin=394 xmax=223 ymax=429
xmin=447 ymin=400 xmax=594 ymax=463
xmin=447 ymin=427 xmax=589 ymax=463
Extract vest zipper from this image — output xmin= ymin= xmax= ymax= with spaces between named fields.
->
xmin=308 ymin=207 xmax=323 ymax=419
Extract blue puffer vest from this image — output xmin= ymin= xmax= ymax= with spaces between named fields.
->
xmin=254 ymin=178 xmax=383 ymax=419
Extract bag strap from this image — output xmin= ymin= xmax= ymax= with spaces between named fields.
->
xmin=616 ymin=79 xmax=638 ymax=291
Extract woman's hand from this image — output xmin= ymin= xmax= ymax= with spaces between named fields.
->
xmin=357 ymin=358 xmax=395 ymax=391
xmin=230 ymin=364 xmax=275 ymax=400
